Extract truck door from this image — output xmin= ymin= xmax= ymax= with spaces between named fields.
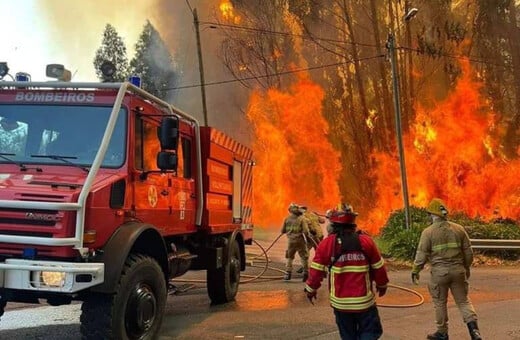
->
xmin=170 ymin=134 xmax=196 ymax=232
xmin=132 ymin=116 xmax=173 ymax=230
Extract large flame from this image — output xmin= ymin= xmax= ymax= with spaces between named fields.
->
xmin=247 ymin=73 xmax=342 ymax=228
xmin=366 ymin=60 xmax=520 ymax=231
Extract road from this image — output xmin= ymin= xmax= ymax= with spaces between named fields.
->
xmin=1 ymin=231 xmax=519 ymax=339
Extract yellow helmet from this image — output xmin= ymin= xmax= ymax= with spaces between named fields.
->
xmin=426 ymin=198 xmax=448 ymax=217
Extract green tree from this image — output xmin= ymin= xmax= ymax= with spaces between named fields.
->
xmin=93 ymin=24 xmax=129 ymax=82
xmin=129 ymin=20 xmax=178 ymax=100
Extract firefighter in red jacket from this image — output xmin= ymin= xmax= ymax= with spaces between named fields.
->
xmin=304 ymin=203 xmax=389 ymax=340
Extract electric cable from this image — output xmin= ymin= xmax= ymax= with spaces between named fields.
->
xmin=168 ymin=54 xmax=385 ymax=90
xmin=170 ymin=232 xmax=425 ymax=308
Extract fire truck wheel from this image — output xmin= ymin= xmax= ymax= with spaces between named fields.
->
xmin=0 ymin=296 xmax=6 ymax=317
xmin=207 ymin=239 xmax=241 ymax=304
xmin=80 ymin=253 xmax=166 ymax=340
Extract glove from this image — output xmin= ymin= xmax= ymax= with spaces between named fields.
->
xmin=376 ymin=285 xmax=387 ymax=297
xmin=465 ymin=267 xmax=471 ymax=279
xmin=304 ymin=287 xmax=317 ymax=304
xmin=411 ymin=272 xmax=420 ymax=285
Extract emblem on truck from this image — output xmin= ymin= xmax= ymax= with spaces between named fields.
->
xmin=25 ymin=212 xmax=61 ymax=221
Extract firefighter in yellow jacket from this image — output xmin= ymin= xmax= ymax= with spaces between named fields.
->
xmin=412 ymin=198 xmax=482 ymax=340
xmin=281 ymin=203 xmax=310 ymax=281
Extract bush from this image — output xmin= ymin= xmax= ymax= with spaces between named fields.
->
xmin=380 ymin=207 xmax=520 ymax=261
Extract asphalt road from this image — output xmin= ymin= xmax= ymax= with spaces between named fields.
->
xmin=1 ymin=233 xmax=519 ymax=339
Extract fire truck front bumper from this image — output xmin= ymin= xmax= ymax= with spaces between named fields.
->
xmin=0 ymin=259 xmax=104 ymax=293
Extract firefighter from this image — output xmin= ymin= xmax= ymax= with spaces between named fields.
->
xmin=296 ymin=205 xmax=325 ymax=274
xmin=412 ymin=198 xmax=482 ymax=340
xmin=281 ymin=202 xmax=311 ymax=281
xmin=300 ymin=205 xmax=325 ymax=250
xmin=304 ymin=203 xmax=389 ymax=340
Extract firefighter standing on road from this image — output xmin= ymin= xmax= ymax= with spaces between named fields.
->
xmin=281 ymin=203 xmax=311 ymax=282
xmin=297 ymin=206 xmax=325 ymax=274
xmin=300 ymin=205 xmax=325 ymax=251
xmin=304 ymin=203 xmax=389 ymax=340
xmin=412 ymin=198 xmax=482 ymax=340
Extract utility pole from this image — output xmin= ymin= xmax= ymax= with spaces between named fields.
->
xmin=193 ymin=8 xmax=209 ymax=126
xmin=387 ymin=32 xmax=411 ymax=230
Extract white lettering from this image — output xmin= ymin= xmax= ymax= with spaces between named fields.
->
xmin=13 ymin=91 xmax=96 ymax=102
xmin=338 ymin=253 xmax=366 ymax=262
xmin=34 ymin=93 xmax=45 ymax=101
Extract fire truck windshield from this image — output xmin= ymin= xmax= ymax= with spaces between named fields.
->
xmin=0 ymin=104 xmax=126 ymax=169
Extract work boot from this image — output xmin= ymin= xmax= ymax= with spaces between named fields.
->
xmin=302 ymin=271 xmax=309 ymax=282
xmin=283 ymin=271 xmax=292 ymax=281
xmin=426 ymin=331 xmax=449 ymax=340
xmin=296 ymin=267 xmax=304 ymax=274
xmin=467 ymin=321 xmax=482 ymax=340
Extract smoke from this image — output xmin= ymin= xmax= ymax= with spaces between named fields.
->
xmin=153 ymin=0 xmax=251 ymax=145
xmin=34 ymin=0 xmax=250 ymax=145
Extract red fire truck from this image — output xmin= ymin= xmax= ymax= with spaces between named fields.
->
xmin=0 ymin=65 xmax=254 ymax=339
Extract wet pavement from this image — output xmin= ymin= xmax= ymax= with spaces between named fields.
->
xmin=1 ymin=231 xmax=519 ymax=339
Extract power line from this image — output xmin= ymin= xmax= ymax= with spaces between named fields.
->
xmin=399 ymin=46 xmax=512 ymax=69
xmin=169 ymin=54 xmax=385 ymax=90
xmin=200 ymin=21 xmax=381 ymax=49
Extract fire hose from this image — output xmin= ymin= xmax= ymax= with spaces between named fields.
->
xmin=171 ymin=232 xmax=425 ymax=308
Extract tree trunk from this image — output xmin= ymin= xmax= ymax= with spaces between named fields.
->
xmin=370 ymin=0 xmax=393 ymax=151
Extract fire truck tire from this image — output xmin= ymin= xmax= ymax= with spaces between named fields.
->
xmin=207 ymin=239 xmax=241 ymax=304
xmin=80 ymin=253 xmax=166 ymax=340
xmin=0 ymin=296 xmax=6 ymax=318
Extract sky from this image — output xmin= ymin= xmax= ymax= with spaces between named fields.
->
xmin=1 ymin=0 xmax=251 ymax=144
xmin=2 ymin=0 xmax=152 ymax=82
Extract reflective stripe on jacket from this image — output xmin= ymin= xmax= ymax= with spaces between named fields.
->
xmin=305 ymin=233 xmax=389 ymax=312
xmin=414 ymin=220 xmax=473 ymax=270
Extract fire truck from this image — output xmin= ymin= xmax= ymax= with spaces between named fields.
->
xmin=0 ymin=64 xmax=254 ymax=339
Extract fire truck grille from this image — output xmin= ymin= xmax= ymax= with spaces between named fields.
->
xmin=0 ymin=217 xmax=55 ymax=226
xmin=16 ymin=193 xmax=67 ymax=201
xmin=0 ymin=230 xmax=53 ymax=238
xmin=0 ymin=208 xmax=61 ymax=227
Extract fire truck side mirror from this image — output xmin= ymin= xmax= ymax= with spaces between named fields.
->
xmin=158 ymin=117 xmax=179 ymax=150
xmin=157 ymin=151 xmax=178 ymax=170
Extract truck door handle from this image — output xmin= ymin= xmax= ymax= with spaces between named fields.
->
xmin=160 ymin=189 xmax=169 ymax=196
xmin=190 ymin=193 xmax=196 ymax=198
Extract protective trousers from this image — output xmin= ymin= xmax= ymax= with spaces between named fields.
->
xmin=285 ymin=237 xmax=309 ymax=272
xmin=334 ymin=305 xmax=383 ymax=340
xmin=428 ymin=265 xmax=478 ymax=333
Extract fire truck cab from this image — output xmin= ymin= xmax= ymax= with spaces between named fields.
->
xmin=0 ymin=75 xmax=254 ymax=338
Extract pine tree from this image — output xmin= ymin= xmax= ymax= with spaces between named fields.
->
xmin=93 ymin=24 xmax=129 ymax=82
xmin=129 ymin=20 xmax=178 ymax=100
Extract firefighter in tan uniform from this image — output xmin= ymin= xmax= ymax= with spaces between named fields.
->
xmin=412 ymin=198 xmax=482 ymax=340
xmin=296 ymin=206 xmax=325 ymax=274
xmin=300 ymin=206 xmax=325 ymax=250
xmin=281 ymin=203 xmax=310 ymax=282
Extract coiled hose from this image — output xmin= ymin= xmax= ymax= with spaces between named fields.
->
xmin=172 ymin=233 xmax=424 ymax=308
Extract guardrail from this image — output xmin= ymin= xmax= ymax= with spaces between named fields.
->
xmin=470 ymin=239 xmax=520 ymax=250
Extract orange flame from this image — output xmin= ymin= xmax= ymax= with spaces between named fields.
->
xmin=366 ymin=59 xmax=520 ymax=231
xmin=219 ymin=0 xmax=241 ymax=24
xmin=247 ymin=73 xmax=342 ymax=228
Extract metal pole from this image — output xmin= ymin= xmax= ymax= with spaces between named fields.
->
xmin=193 ymin=8 xmax=209 ymax=126
xmin=387 ymin=32 xmax=411 ymax=230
